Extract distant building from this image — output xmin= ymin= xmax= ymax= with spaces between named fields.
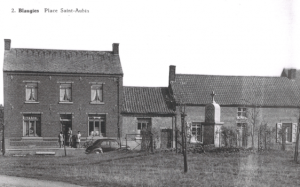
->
xmin=168 ymin=65 xmax=300 ymax=147
xmin=3 ymin=39 xmax=123 ymax=151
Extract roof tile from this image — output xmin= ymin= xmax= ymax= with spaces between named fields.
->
xmin=4 ymin=48 xmax=123 ymax=74
xmin=171 ymin=74 xmax=300 ymax=107
xmin=122 ymin=87 xmax=174 ymax=114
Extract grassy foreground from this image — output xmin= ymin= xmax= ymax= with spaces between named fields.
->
xmin=0 ymin=150 xmax=300 ymax=187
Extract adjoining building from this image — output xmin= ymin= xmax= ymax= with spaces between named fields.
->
xmin=3 ymin=39 xmax=123 ymax=152
xmin=122 ymin=86 xmax=175 ymax=149
xmin=168 ymin=65 xmax=300 ymax=148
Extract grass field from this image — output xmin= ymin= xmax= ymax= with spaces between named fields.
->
xmin=0 ymin=150 xmax=300 ymax=187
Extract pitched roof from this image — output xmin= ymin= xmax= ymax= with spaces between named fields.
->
xmin=3 ymin=48 xmax=123 ymax=74
xmin=171 ymin=74 xmax=300 ymax=107
xmin=122 ymin=87 xmax=175 ymax=114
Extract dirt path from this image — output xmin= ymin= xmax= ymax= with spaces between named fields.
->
xmin=0 ymin=175 xmax=83 ymax=187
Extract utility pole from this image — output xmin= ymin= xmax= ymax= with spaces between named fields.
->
xmin=181 ymin=105 xmax=187 ymax=173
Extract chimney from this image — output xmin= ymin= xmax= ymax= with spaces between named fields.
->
xmin=4 ymin=39 xmax=11 ymax=50
xmin=288 ymin=69 xmax=296 ymax=79
xmin=112 ymin=43 xmax=119 ymax=55
xmin=169 ymin=65 xmax=176 ymax=86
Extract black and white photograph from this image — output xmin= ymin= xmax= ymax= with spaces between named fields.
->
xmin=0 ymin=0 xmax=300 ymax=186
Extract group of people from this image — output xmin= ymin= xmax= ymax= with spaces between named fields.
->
xmin=58 ymin=128 xmax=81 ymax=148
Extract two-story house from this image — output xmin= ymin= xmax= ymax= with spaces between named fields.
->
xmin=3 ymin=39 xmax=123 ymax=152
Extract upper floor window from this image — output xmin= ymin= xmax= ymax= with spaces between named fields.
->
xmin=91 ymin=84 xmax=103 ymax=103
xmin=60 ymin=83 xmax=72 ymax=102
xmin=237 ymin=107 xmax=247 ymax=118
xmin=26 ymin=83 xmax=38 ymax=102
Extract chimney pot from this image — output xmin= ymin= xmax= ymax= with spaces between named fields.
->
xmin=4 ymin=39 xmax=11 ymax=50
xmin=113 ymin=43 xmax=119 ymax=55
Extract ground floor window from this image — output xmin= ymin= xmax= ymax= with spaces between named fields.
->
xmin=282 ymin=123 xmax=292 ymax=143
xmin=23 ymin=115 xmax=41 ymax=137
xmin=237 ymin=123 xmax=247 ymax=147
xmin=191 ymin=122 xmax=202 ymax=142
xmin=137 ymin=118 xmax=151 ymax=134
xmin=88 ymin=114 xmax=106 ymax=137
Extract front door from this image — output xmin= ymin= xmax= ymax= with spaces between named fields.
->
xmin=60 ymin=114 xmax=72 ymax=145
xmin=161 ymin=129 xmax=172 ymax=148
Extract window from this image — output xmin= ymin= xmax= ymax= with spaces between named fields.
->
xmin=60 ymin=83 xmax=72 ymax=102
xmin=23 ymin=115 xmax=41 ymax=137
xmin=237 ymin=107 xmax=247 ymax=118
xmin=88 ymin=115 xmax=106 ymax=137
xmin=91 ymin=84 xmax=103 ymax=103
xmin=282 ymin=123 xmax=292 ymax=143
xmin=237 ymin=123 xmax=247 ymax=147
xmin=137 ymin=119 xmax=151 ymax=134
xmin=25 ymin=83 xmax=38 ymax=102
xmin=191 ymin=122 xmax=202 ymax=142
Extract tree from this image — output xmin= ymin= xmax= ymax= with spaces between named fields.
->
xmin=245 ymin=104 xmax=262 ymax=150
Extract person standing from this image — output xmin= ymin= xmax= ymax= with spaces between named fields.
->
xmin=76 ymin=131 xmax=81 ymax=148
xmin=67 ymin=127 xmax=73 ymax=147
xmin=58 ymin=131 xmax=64 ymax=148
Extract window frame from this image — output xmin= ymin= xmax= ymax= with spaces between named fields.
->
xmin=88 ymin=114 xmax=106 ymax=137
xmin=59 ymin=83 xmax=72 ymax=103
xmin=237 ymin=107 xmax=247 ymax=118
xmin=25 ymin=82 xmax=38 ymax=103
xmin=137 ymin=118 xmax=151 ymax=135
xmin=191 ymin=122 xmax=202 ymax=143
xmin=23 ymin=114 xmax=41 ymax=137
xmin=90 ymin=84 xmax=104 ymax=104
xmin=282 ymin=123 xmax=292 ymax=143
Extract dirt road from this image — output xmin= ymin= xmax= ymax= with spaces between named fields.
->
xmin=0 ymin=175 xmax=83 ymax=187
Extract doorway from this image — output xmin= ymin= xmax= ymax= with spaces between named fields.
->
xmin=161 ymin=129 xmax=172 ymax=148
xmin=60 ymin=114 xmax=72 ymax=146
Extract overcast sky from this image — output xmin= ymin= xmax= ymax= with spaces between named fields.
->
xmin=0 ymin=0 xmax=299 ymax=105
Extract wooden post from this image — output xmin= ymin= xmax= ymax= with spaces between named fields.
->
xmin=294 ymin=118 xmax=300 ymax=162
xmin=2 ymin=124 xmax=5 ymax=155
xmin=64 ymin=140 xmax=67 ymax=157
xmin=181 ymin=107 xmax=187 ymax=173
xmin=175 ymin=115 xmax=178 ymax=153
xmin=150 ymin=134 xmax=154 ymax=153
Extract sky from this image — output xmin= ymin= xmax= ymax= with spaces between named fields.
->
xmin=0 ymin=0 xmax=299 ymax=105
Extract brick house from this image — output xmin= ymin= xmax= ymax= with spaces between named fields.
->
xmin=168 ymin=65 xmax=300 ymax=148
xmin=3 ymin=39 xmax=123 ymax=151
xmin=122 ymin=86 xmax=175 ymax=149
